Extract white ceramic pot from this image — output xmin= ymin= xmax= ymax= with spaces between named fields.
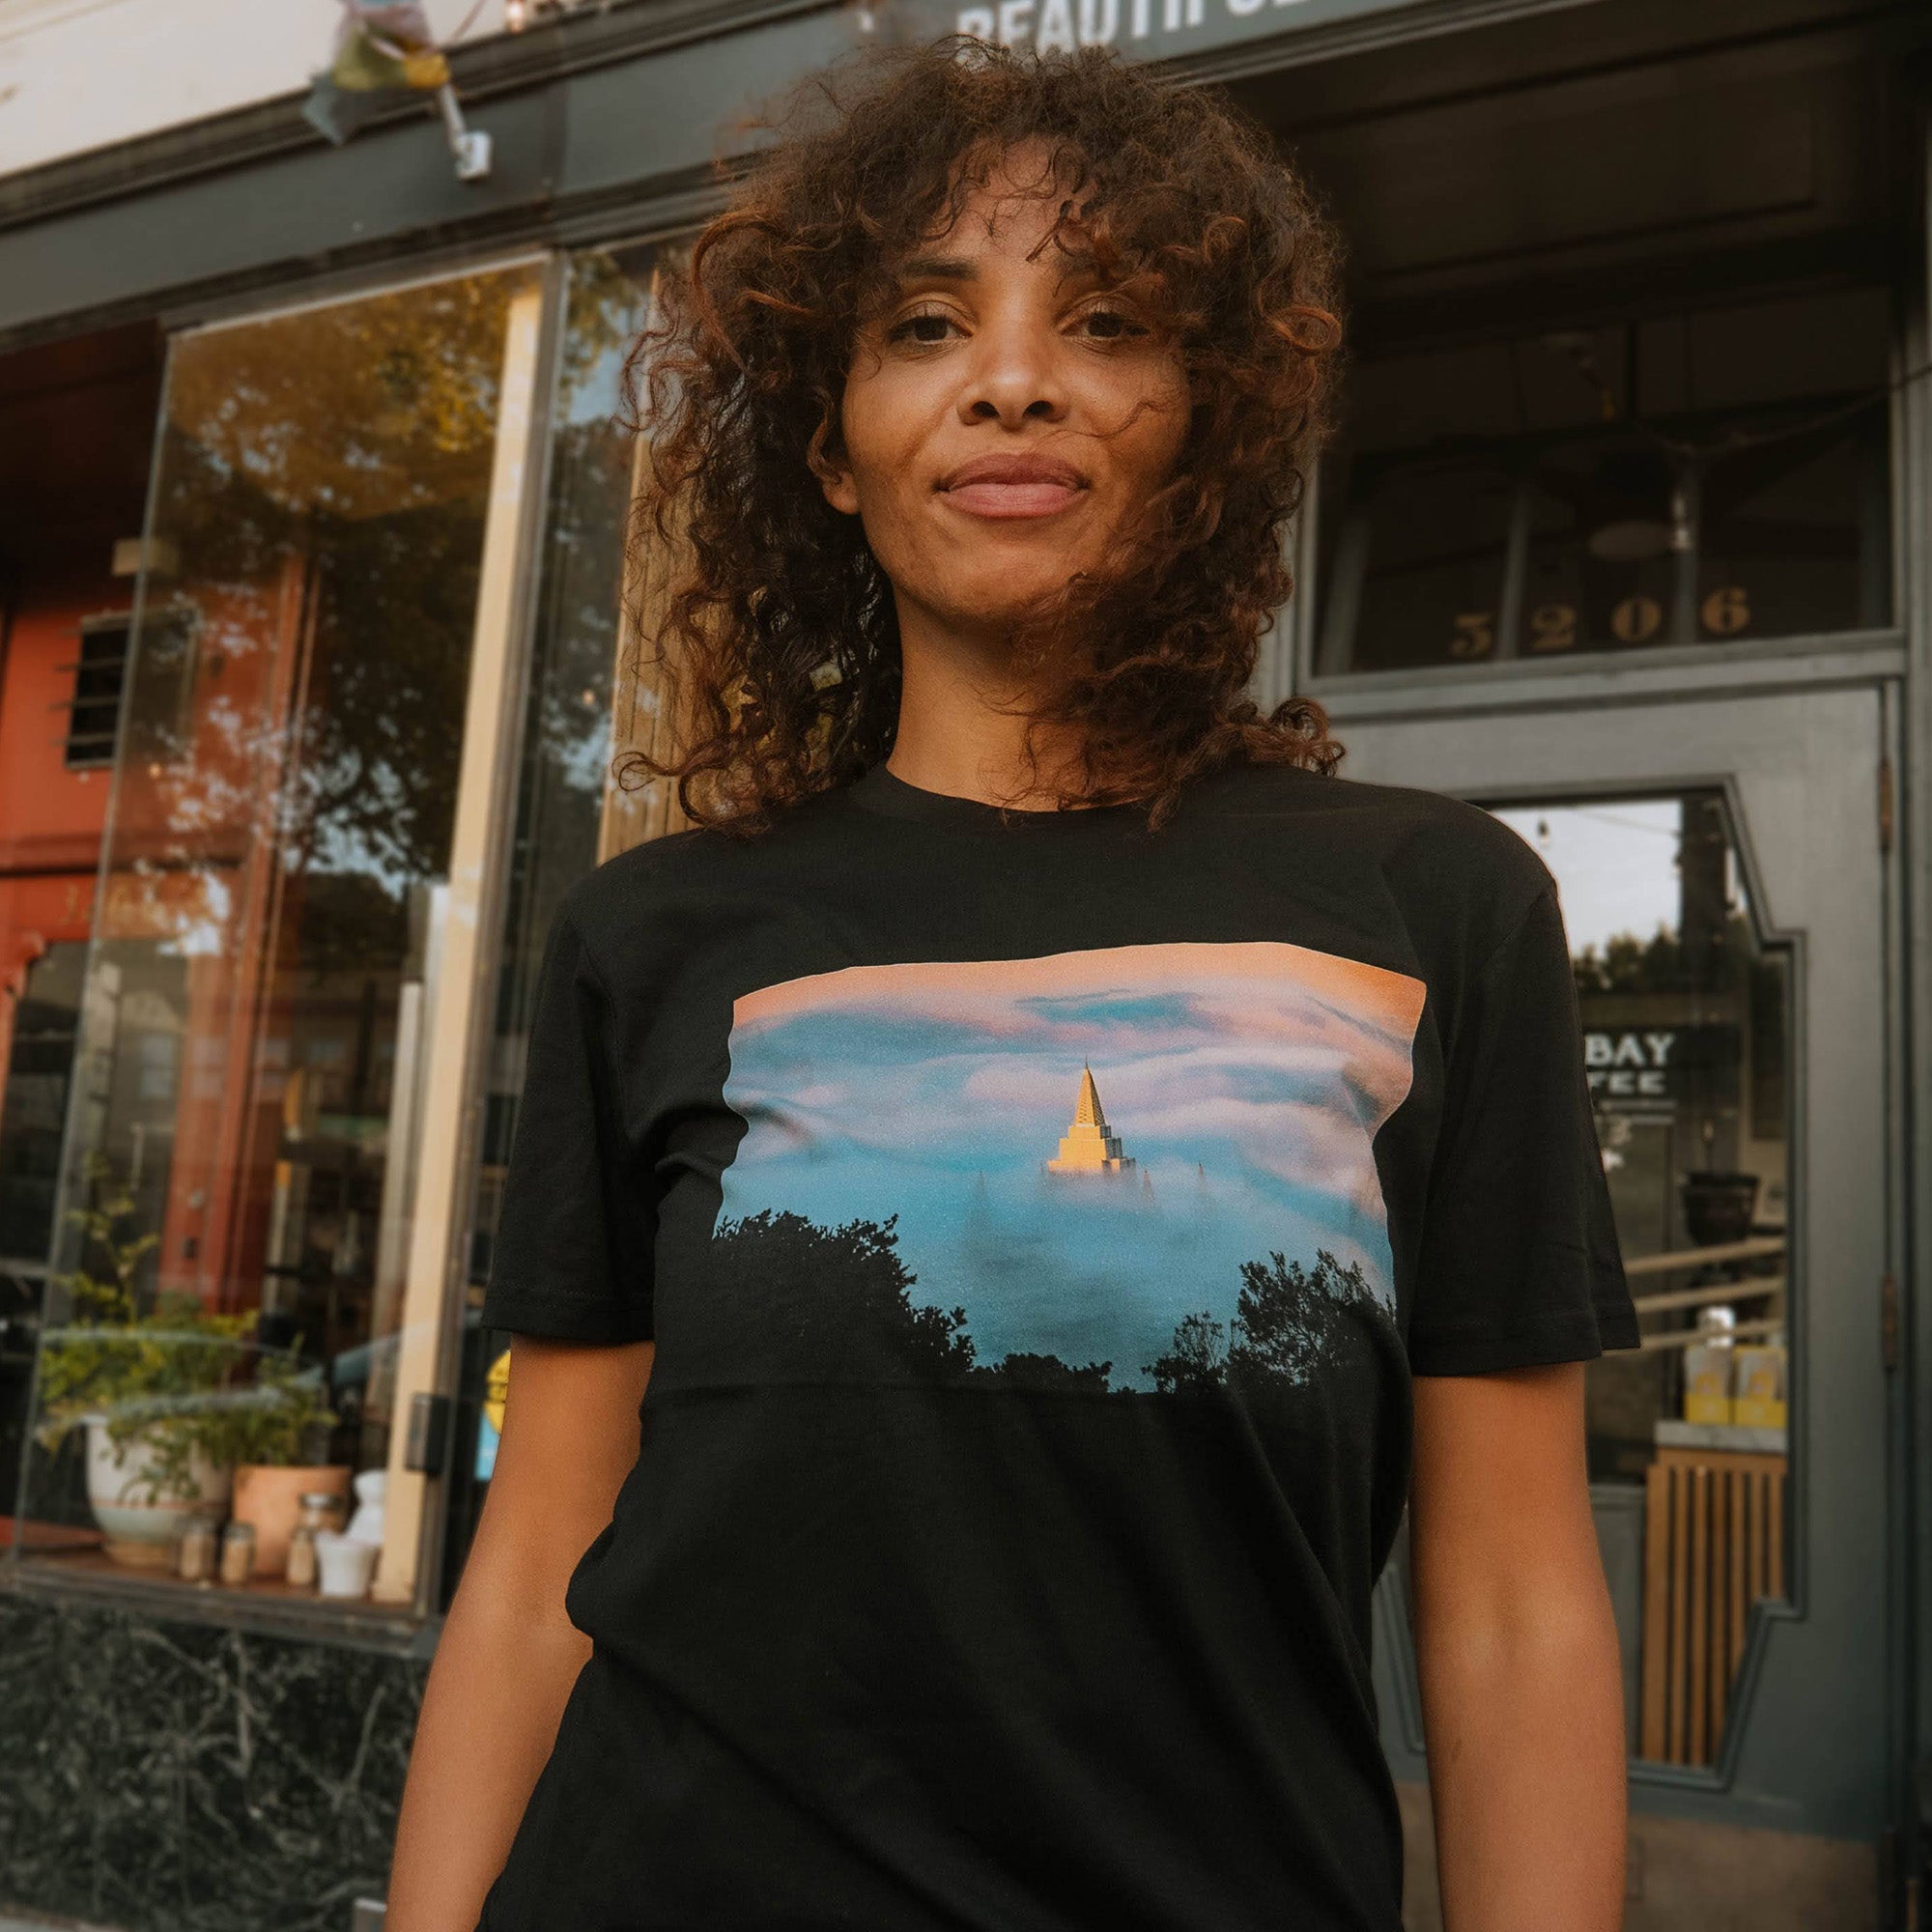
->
xmin=84 ymin=1417 xmax=231 ymax=1567
xmin=313 ymin=1530 xmax=380 ymax=1600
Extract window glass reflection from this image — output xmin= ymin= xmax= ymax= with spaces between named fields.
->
xmin=1317 ymin=287 xmax=1892 ymax=673
xmin=17 ymin=265 xmax=541 ymax=1601
xmin=440 ymin=242 xmax=668 ymax=1593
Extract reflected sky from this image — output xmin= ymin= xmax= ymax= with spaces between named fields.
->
xmin=1492 ymin=798 xmax=1722 ymax=953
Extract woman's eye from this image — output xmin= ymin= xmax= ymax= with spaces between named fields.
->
xmin=1075 ymin=305 xmax=1149 ymax=342
xmin=888 ymin=310 xmax=959 ymax=346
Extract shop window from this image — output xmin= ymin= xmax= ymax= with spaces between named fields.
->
xmin=13 ymin=259 xmax=550 ymax=1624
xmin=1313 ymin=288 xmax=1893 ymax=675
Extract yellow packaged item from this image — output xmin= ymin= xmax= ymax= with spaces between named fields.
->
xmin=1732 ymin=1341 xmax=1788 ymax=1429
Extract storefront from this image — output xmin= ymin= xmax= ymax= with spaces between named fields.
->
xmin=0 ymin=1 xmax=1924 ymax=1926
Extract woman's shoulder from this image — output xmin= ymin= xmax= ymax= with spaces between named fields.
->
xmin=548 ymin=785 xmax=848 ymax=960
xmin=1210 ymin=757 xmax=1550 ymax=886
xmin=1202 ymin=756 xmax=1558 ymax=953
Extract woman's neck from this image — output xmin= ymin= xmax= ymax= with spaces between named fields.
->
xmin=886 ymin=605 xmax=1091 ymax=810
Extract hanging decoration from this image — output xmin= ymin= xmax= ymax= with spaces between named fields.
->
xmin=303 ymin=0 xmax=493 ymax=183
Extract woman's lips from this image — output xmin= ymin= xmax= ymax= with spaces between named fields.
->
xmin=938 ymin=454 xmax=1088 ymax=520
xmin=946 ymin=480 xmax=1082 ymax=517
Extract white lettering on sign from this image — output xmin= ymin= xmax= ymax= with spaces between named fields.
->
xmin=1583 ymin=1030 xmax=1679 ymax=1106
xmin=959 ymin=0 xmax=1305 ymax=48
xmin=1585 ymin=1031 xmax=1677 ymax=1069
xmin=1591 ymin=1069 xmax=1669 ymax=1098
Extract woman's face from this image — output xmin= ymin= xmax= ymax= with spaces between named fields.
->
xmin=817 ymin=141 xmax=1191 ymax=650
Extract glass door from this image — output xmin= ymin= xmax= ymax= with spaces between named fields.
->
xmin=1345 ymin=684 xmax=1896 ymax=1842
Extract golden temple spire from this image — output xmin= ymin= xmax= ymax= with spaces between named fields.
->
xmin=1045 ymin=1063 xmax=1135 ymax=1177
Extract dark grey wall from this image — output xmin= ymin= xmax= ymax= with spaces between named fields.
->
xmin=0 ymin=3 xmax=866 ymax=348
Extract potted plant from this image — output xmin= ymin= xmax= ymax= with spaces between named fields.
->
xmin=35 ymin=1155 xmax=256 ymax=1566
xmin=224 ymin=1346 xmax=348 ymax=1577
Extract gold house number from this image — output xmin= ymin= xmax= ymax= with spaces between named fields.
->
xmin=1448 ymin=584 xmax=1749 ymax=659
xmin=1611 ymin=595 xmax=1662 ymax=644
xmin=1701 ymin=584 xmax=1750 ymax=636
xmin=1528 ymin=604 xmax=1577 ymax=652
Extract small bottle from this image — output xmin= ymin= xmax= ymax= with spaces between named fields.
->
xmin=1682 ymin=1303 xmax=1738 ymax=1426
xmin=219 ymin=1519 xmax=257 ymax=1586
xmin=285 ymin=1521 xmax=317 ymax=1590
xmin=176 ymin=1514 xmax=218 ymax=1583
xmin=286 ymin=1492 xmax=337 ymax=1590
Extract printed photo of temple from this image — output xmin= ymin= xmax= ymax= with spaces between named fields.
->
xmin=709 ymin=941 xmax=1425 ymax=1388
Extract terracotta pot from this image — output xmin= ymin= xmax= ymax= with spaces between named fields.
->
xmin=230 ymin=1463 xmax=352 ymax=1577
xmin=85 ymin=1418 xmax=231 ymax=1567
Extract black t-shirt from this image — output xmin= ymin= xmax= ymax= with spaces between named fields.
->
xmin=475 ymin=756 xmax=1637 ymax=1932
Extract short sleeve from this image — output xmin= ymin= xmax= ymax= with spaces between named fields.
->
xmin=1407 ymin=883 xmax=1639 ymax=1376
xmin=479 ymin=901 xmax=655 ymax=1344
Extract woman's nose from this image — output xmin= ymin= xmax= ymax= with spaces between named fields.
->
xmin=958 ymin=315 xmax=1068 ymax=426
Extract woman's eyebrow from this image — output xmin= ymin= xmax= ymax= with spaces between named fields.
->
xmin=892 ymin=250 xmax=1108 ymax=287
xmin=895 ymin=253 xmax=977 ymax=282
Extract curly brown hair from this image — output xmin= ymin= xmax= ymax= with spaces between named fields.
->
xmin=615 ymin=37 xmax=1346 ymax=835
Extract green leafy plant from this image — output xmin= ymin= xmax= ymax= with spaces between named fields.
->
xmin=217 ymin=1345 xmax=339 ymax=1469
xmin=35 ymin=1151 xmax=338 ymax=1503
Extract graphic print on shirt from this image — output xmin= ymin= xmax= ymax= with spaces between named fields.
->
xmin=703 ymin=942 xmax=1427 ymax=1397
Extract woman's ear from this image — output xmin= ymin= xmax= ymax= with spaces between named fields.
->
xmin=808 ymin=416 xmax=861 ymax=517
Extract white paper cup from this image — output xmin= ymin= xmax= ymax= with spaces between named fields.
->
xmin=314 ymin=1531 xmax=380 ymax=1600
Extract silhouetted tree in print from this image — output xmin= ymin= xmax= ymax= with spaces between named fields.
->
xmin=1145 ymin=1250 xmax=1381 ymax=1397
xmin=1143 ymin=1312 xmax=1229 ymax=1396
xmin=706 ymin=1208 xmax=1123 ymax=1390
xmin=969 ymin=1351 xmax=1115 ymax=1394
xmin=1226 ymin=1249 xmax=1379 ymax=1391
xmin=705 ymin=1208 xmax=1381 ymax=1399
xmin=705 ymin=1208 xmax=977 ymax=1382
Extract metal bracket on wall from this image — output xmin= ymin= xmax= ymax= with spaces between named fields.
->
xmin=436 ymin=85 xmax=491 ymax=182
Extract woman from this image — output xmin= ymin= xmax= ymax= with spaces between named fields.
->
xmin=390 ymin=41 xmax=1637 ymax=1932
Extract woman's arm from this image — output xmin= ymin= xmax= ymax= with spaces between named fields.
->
xmin=385 ymin=1334 xmax=656 ymax=1932
xmin=1409 ymin=1361 xmax=1628 ymax=1932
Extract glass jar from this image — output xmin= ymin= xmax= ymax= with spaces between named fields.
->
xmin=218 ymin=1520 xmax=256 ymax=1587
xmin=176 ymin=1513 xmax=219 ymax=1583
xmin=285 ymin=1492 xmax=338 ymax=1591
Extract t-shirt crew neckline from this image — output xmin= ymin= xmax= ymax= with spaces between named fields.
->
xmin=843 ymin=759 xmax=1155 ymax=836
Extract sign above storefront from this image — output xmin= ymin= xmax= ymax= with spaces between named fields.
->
xmin=925 ymin=0 xmax=1457 ymax=68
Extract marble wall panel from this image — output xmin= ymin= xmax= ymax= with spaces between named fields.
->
xmin=0 ymin=1596 xmax=423 ymax=1932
